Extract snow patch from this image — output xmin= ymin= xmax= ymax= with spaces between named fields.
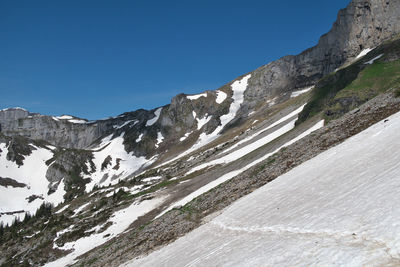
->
xmin=157 ymin=75 xmax=252 ymax=167
xmin=0 ymin=107 xmax=27 ymax=112
xmin=187 ymin=118 xmax=298 ymax=175
xmin=157 ymin=120 xmax=324 ymax=218
xmin=55 ymin=115 xmax=73 ymax=120
xmin=216 ymin=91 xmax=227 ymax=104
xmin=356 ymin=48 xmax=373 ymax=59
xmin=196 ymin=114 xmax=211 ymax=130
xmin=142 ymin=176 xmax=162 ymax=183
xmin=68 ymin=119 xmax=87 ymax=124
xmin=180 ymin=132 xmax=193 ymax=142
xmin=365 ymin=54 xmax=384 ymax=65
xmin=134 ymin=112 xmax=400 ymax=267
xmin=46 ymin=196 xmax=166 ymax=267
xmin=55 ymin=204 xmax=70 ymax=214
xmin=136 ymin=133 xmax=144 ymax=143
xmin=187 ymin=93 xmax=207 ymax=100
xmin=0 ymin=144 xmax=65 ymax=225
xmin=72 ymin=202 xmax=91 ymax=216
xmin=155 ymin=132 xmax=164 ymax=148
xmin=146 ymin=107 xmax=162 ymax=126
xmin=84 ymin=133 xmax=156 ymax=192
xmin=290 ymin=86 xmax=314 ymax=98
xmin=224 ymin=104 xmax=306 ymax=154
xmin=113 ymin=120 xmax=139 ymax=129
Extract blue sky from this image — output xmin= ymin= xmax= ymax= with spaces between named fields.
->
xmin=0 ymin=0 xmax=351 ymax=120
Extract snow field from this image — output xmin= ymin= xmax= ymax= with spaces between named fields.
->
xmin=223 ymin=104 xmax=306 ymax=154
xmin=156 ymin=120 xmax=324 ymax=219
xmin=84 ymin=133 xmax=156 ymax=192
xmin=187 ymin=118 xmax=298 ymax=175
xmin=0 ymin=144 xmax=65 ymax=225
xmin=46 ymin=196 xmax=166 ymax=267
xmin=129 ymin=112 xmax=400 ymax=266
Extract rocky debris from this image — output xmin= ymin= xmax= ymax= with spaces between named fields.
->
xmin=45 ymin=148 xmax=94 ymax=196
xmin=74 ymin=91 xmax=400 ymax=267
xmin=0 ymin=134 xmax=39 ymax=166
xmin=26 ymin=195 xmax=44 ymax=203
xmin=0 ymin=177 xmax=27 ymax=188
xmin=101 ymin=155 xmax=112 ymax=171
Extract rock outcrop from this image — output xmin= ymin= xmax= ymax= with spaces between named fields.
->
xmin=243 ymin=0 xmax=400 ymax=111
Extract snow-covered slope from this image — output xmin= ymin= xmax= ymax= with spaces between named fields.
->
xmin=45 ymin=196 xmax=166 ymax=267
xmin=0 ymin=144 xmax=65 ymax=225
xmin=127 ymin=111 xmax=400 ymax=266
xmin=83 ymin=134 xmax=156 ymax=192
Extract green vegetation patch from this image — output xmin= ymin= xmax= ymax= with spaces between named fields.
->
xmin=338 ymin=60 xmax=400 ymax=95
xmin=297 ymin=38 xmax=400 ymax=124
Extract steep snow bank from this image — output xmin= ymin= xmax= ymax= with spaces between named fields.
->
xmin=130 ymin=111 xmax=400 ymax=266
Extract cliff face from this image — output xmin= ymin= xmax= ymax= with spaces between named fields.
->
xmin=243 ymin=0 xmax=400 ymax=111
xmin=0 ymin=108 xmax=153 ymax=151
xmin=0 ymin=108 xmax=105 ymax=149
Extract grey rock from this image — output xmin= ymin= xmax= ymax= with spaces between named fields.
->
xmin=243 ymin=0 xmax=400 ymax=111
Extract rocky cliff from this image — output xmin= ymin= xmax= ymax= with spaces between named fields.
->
xmin=243 ymin=0 xmax=400 ymax=112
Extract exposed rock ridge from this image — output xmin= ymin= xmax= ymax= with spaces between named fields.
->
xmin=243 ymin=0 xmax=400 ymax=112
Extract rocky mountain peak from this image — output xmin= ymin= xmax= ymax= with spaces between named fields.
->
xmin=242 ymin=0 xmax=400 ymax=114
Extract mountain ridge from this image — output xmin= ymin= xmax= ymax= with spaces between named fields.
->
xmin=1 ymin=0 xmax=400 ymax=266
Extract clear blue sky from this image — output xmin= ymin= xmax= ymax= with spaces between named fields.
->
xmin=0 ymin=0 xmax=351 ymax=120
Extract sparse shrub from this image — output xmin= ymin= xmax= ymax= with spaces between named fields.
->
xmin=0 ymin=222 xmax=4 ymax=238
xmin=395 ymin=88 xmax=400 ymax=97
xmin=36 ymin=202 xmax=53 ymax=218
xmin=23 ymin=212 xmax=32 ymax=223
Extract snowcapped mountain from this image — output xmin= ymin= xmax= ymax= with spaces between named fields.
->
xmin=1 ymin=0 xmax=400 ymax=266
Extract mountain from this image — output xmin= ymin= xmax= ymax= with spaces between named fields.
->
xmin=1 ymin=0 xmax=400 ymax=266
